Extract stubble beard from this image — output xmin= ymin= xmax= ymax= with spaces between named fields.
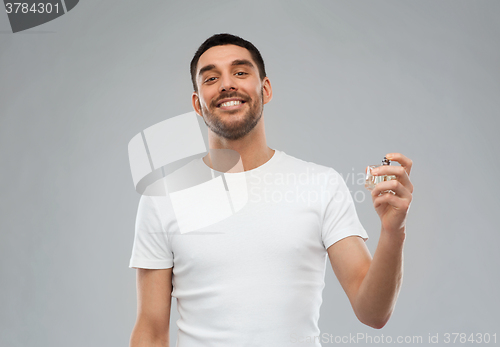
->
xmin=200 ymin=88 xmax=264 ymax=141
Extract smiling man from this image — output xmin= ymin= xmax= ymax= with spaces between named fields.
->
xmin=193 ymin=46 xmax=267 ymax=141
xmin=192 ymin=38 xmax=274 ymax=171
xmin=129 ymin=33 xmax=414 ymax=347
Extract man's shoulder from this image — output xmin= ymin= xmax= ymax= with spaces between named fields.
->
xmin=278 ymin=150 xmax=339 ymax=176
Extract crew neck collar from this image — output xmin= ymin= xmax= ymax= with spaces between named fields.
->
xmin=201 ymin=149 xmax=282 ymax=174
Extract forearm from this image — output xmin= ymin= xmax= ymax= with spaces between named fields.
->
xmin=354 ymin=227 xmax=405 ymax=329
xmin=130 ymin=320 xmax=169 ymax=347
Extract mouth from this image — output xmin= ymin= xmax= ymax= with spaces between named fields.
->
xmin=217 ymin=99 xmax=246 ymax=111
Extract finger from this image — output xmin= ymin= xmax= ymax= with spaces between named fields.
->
xmin=370 ymin=165 xmax=414 ymax=193
xmin=385 ymin=153 xmax=413 ymax=176
xmin=373 ymin=190 xmax=411 ymax=211
xmin=371 ymin=179 xmax=412 ymax=201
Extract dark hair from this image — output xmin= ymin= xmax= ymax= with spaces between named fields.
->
xmin=190 ymin=33 xmax=267 ymax=92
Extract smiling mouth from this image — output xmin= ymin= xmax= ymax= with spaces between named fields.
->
xmin=217 ymin=100 xmax=246 ymax=110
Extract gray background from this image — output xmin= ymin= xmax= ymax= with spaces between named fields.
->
xmin=1 ymin=1 xmax=499 ymax=346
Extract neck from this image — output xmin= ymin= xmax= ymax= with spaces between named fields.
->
xmin=204 ymin=117 xmax=275 ymax=172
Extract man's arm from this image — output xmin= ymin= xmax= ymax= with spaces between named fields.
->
xmin=327 ymin=231 xmax=404 ymax=329
xmin=328 ymin=153 xmax=412 ymax=329
xmin=130 ymin=267 xmax=173 ymax=347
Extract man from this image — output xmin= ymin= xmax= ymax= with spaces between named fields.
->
xmin=129 ymin=33 xmax=413 ymax=346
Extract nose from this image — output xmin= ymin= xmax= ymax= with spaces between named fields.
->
xmin=219 ymin=73 xmax=237 ymax=93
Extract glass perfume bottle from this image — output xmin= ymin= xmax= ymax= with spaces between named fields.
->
xmin=365 ymin=157 xmax=397 ymax=190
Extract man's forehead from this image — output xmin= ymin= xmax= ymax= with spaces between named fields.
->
xmin=197 ymin=44 xmax=256 ymax=72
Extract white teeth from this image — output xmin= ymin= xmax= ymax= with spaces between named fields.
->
xmin=220 ymin=100 xmax=242 ymax=107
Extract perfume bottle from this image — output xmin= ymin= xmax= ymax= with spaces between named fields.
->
xmin=365 ymin=157 xmax=397 ymax=190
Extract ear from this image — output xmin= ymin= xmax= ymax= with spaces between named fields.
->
xmin=262 ymin=77 xmax=273 ymax=105
xmin=192 ymin=92 xmax=202 ymax=117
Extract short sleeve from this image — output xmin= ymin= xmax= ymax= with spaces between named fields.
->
xmin=129 ymin=194 xmax=174 ymax=269
xmin=321 ymin=169 xmax=368 ymax=250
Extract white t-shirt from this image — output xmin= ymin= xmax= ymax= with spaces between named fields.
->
xmin=129 ymin=149 xmax=368 ymax=346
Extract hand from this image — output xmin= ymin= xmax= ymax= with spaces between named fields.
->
xmin=369 ymin=153 xmax=413 ymax=234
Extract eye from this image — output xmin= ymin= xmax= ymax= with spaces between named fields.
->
xmin=235 ymin=72 xmax=247 ymax=76
xmin=204 ymin=77 xmax=217 ymax=83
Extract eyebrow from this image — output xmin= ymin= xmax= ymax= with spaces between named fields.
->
xmin=198 ymin=59 xmax=255 ymax=79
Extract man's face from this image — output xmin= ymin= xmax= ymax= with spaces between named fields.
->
xmin=192 ymin=44 xmax=272 ymax=141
